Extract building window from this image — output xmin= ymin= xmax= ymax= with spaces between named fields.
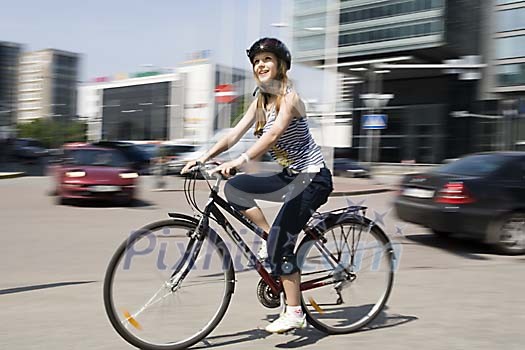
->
xmin=295 ymin=0 xmax=326 ymax=12
xmin=296 ymin=35 xmax=326 ymax=51
xmin=19 ymin=110 xmax=40 ymax=119
xmin=497 ymin=0 xmax=525 ymax=5
xmin=19 ymin=92 xmax=40 ymax=100
xmin=20 ymin=65 xmax=41 ymax=74
xmin=20 ymin=74 xmax=42 ymax=82
xmin=497 ymin=8 xmax=525 ymax=32
xmin=294 ymin=13 xmax=326 ymax=30
xmin=19 ymin=101 xmax=40 ymax=109
xmin=496 ymin=63 xmax=525 ymax=86
xmin=339 ymin=0 xmax=443 ymax=25
xmin=339 ymin=20 xmax=442 ymax=46
xmin=20 ymin=82 xmax=41 ymax=91
xmin=496 ymin=36 xmax=525 ymax=59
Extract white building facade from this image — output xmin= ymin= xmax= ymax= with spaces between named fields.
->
xmin=79 ymin=61 xmax=252 ymax=143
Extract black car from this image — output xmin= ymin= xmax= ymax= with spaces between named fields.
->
xmin=12 ymin=138 xmax=48 ymax=159
xmin=92 ymin=141 xmax=151 ymax=174
xmin=394 ymin=152 xmax=525 ymax=255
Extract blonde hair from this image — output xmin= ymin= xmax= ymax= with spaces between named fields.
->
xmin=253 ymin=58 xmax=289 ymax=136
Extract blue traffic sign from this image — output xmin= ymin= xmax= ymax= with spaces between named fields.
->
xmin=362 ymin=114 xmax=388 ymax=130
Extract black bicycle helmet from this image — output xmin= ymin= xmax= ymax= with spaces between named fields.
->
xmin=246 ymin=37 xmax=291 ymax=70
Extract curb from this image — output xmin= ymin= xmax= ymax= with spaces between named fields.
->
xmin=330 ymin=188 xmax=394 ymax=197
xmin=0 ymin=172 xmax=25 ymax=179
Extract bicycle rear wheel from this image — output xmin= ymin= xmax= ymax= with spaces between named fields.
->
xmin=297 ymin=217 xmax=394 ymax=334
xmin=103 ymin=219 xmax=235 ymax=350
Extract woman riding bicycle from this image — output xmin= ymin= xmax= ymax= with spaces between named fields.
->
xmin=181 ymin=37 xmax=333 ymax=333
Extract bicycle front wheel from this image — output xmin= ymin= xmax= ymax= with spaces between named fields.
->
xmin=103 ymin=219 xmax=235 ymax=350
xmin=297 ymin=217 xmax=395 ymax=334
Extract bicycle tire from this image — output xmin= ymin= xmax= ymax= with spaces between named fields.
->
xmin=297 ymin=216 xmax=394 ymax=334
xmin=103 ymin=219 xmax=235 ymax=350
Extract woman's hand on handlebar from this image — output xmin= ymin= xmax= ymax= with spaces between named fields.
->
xmin=210 ymin=158 xmax=242 ymax=178
xmin=180 ymin=158 xmax=206 ymax=175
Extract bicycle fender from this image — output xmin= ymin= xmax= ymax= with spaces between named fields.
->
xmin=168 ymin=212 xmax=200 ymax=225
xmin=307 ymin=211 xmax=375 ymax=238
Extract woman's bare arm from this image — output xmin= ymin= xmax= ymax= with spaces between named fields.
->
xmin=242 ymin=91 xmax=302 ymax=160
xmin=180 ymin=99 xmax=257 ymax=174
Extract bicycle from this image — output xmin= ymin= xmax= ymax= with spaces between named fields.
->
xmin=103 ymin=163 xmax=396 ymax=349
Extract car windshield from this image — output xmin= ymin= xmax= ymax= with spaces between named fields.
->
xmin=65 ymin=149 xmax=130 ymax=167
xmin=434 ymin=154 xmax=509 ymax=176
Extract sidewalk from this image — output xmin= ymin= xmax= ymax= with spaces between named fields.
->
xmin=331 ymin=175 xmax=395 ymax=196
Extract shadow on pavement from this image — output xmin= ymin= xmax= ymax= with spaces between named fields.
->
xmin=193 ymin=329 xmax=271 ymax=349
xmin=62 ymin=198 xmax=155 ymax=208
xmin=0 ymin=281 xmax=96 ymax=295
xmin=272 ymin=307 xmax=417 ymax=348
xmin=403 ymin=233 xmax=493 ymax=260
xmin=193 ymin=307 xmax=417 ymax=349
xmin=360 ymin=306 xmax=418 ymax=332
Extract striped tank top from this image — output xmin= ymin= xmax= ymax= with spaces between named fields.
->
xmin=260 ymin=96 xmax=325 ymax=172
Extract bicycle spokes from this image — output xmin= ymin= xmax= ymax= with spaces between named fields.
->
xmin=299 ymin=219 xmax=394 ymax=334
xmin=104 ymin=220 xmax=235 ymax=349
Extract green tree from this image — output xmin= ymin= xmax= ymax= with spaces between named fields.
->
xmin=17 ymin=118 xmax=87 ymax=148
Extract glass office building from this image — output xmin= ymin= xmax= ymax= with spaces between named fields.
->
xmin=294 ymin=0 xmax=446 ymax=63
xmin=292 ymin=0 xmax=487 ymax=163
xmin=0 ymin=42 xmax=21 ymax=129
xmin=102 ymin=82 xmax=171 ymax=140
xmin=494 ymin=1 xmax=525 ymax=89
xmin=492 ymin=0 xmax=525 ymax=149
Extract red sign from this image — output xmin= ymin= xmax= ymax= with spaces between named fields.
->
xmin=215 ymin=84 xmax=237 ymax=103
xmin=92 ymin=76 xmax=110 ymax=83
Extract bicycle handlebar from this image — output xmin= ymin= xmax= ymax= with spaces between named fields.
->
xmin=188 ymin=162 xmax=237 ymax=180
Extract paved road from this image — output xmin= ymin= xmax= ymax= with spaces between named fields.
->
xmin=1 ymin=176 xmax=524 ymax=349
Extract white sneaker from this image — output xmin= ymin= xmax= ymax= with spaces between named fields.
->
xmin=265 ymin=313 xmax=307 ymax=333
xmin=257 ymin=241 xmax=268 ymax=262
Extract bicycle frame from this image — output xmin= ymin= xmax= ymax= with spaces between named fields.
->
xmin=180 ymin=175 xmax=356 ymax=296
xmin=201 ymin=184 xmax=281 ymax=293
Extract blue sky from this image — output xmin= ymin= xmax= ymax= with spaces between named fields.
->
xmin=1 ymin=0 xmax=323 ymax=99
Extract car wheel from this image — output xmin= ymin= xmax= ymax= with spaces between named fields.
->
xmin=431 ymin=229 xmax=451 ymax=238
xmin=492 ymin=213 xmax=525 ymax=255
xmin=55 ymin=196 xmax=66 ymax=205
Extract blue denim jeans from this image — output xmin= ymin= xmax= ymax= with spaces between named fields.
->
xmin=224 ymin=167 xmax=333 ymax=276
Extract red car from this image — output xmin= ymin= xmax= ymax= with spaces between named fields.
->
xmin=51 ymin=144 xmax=139 ymax=205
